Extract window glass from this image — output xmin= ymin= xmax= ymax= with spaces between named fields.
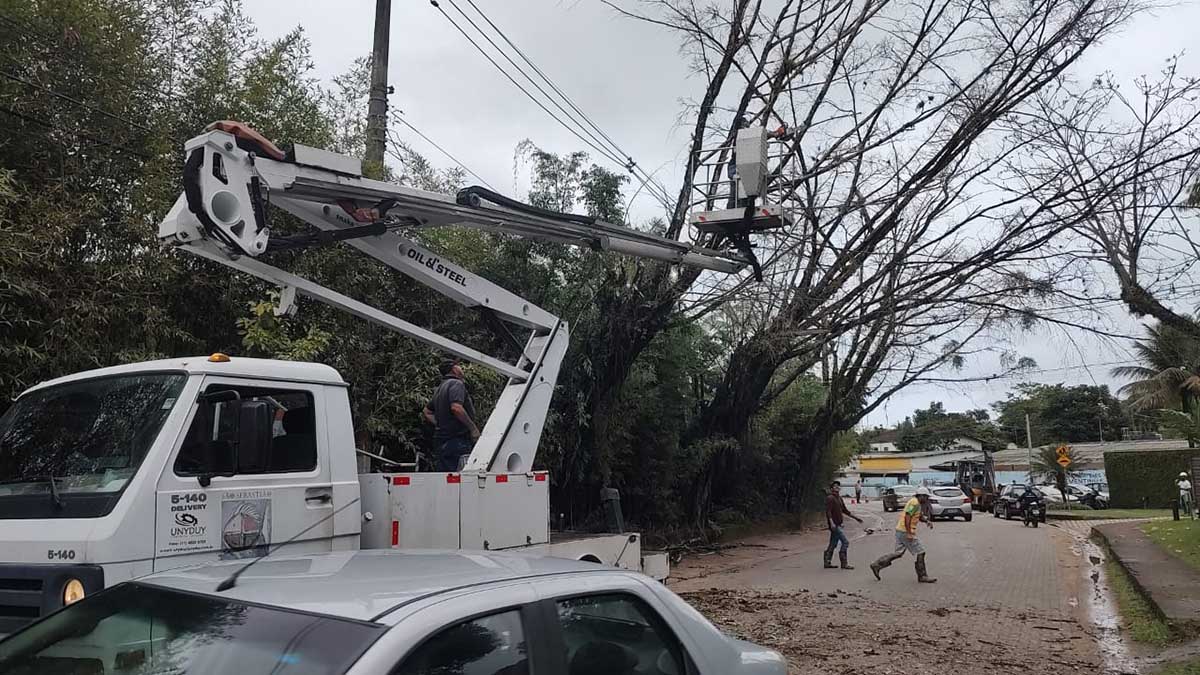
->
xmin=176 ymin=386 xmax=317 ymax=476
xmin=556 ymin=594 xmax=685 ymax=675
xmin=392 ymin=610 xmax=528 ymax=675
xmin=0 ymin=373 xmax=186 ymax=518
xmin=933 ymin=488 xmax=963 ymax=498
xmin=0 ymin=582 xmax=384 ymax=675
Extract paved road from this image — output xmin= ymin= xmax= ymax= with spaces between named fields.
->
xmin=671 ymin=499 xmax=1074 ymax=612
xmin=671 ymin=500 xmax=1107 ymax=673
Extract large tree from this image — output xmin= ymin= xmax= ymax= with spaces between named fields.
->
xmin=608 ymin=0 xmax=1152 ymax=523
xmin=892 ymin=403 xmax=1005 ymax=453
xmin=994 ymin=383 xmax=1128 ymax=445
xmin=1113 ymin=321 xmax=1200 ymax=446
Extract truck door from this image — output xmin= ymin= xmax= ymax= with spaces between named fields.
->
xmin=153 ymin=378 xmax=334 ymax=572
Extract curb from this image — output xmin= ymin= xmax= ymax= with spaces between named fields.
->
xmin=1091 ymin=528 xmax=1170 ymax=624
xmin=1092 ymin=525 xmax=1200 ymax=633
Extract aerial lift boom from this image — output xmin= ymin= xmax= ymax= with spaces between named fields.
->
xmin=159 ymin=122 xmax=774 ymax=474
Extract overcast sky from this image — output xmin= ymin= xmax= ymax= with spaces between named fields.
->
xmin=242 ymin=0 xmax=1200 ymax=427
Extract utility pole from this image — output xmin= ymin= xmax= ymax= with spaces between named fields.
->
xmin=365 ymin=0 xmax=392 ymax=169
xmin=1025 ymin=413 xmax=1034 ymax=484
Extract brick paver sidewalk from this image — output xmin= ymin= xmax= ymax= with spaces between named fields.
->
xmin=1095 ymin=521 xmax=1200 ymax=624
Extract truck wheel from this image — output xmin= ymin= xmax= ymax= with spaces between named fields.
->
xmin=965 ymin=514 xmax=973 ymax=522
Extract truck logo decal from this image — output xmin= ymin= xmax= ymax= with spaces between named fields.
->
xmin=220 ymin=498 xmax=271 ymax=559
xmin=174 ymin=512 xmax=199 ymax=527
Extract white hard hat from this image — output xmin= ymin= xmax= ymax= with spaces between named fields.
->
xmin=916 ymin=486 xmax=931 ymax=496
xmin=1181 ymin=472 xmax=1190 ymax=478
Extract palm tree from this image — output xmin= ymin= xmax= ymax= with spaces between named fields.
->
xmin=1113 ymin=321 xmax=1200 ymax=446
xmin=1031 ymin=446 xmax=1079 ymax=485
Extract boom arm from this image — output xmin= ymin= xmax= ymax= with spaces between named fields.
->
xmin=159 ymin=124 xmax=744 ymax=473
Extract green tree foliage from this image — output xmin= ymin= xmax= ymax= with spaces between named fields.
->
xmin=994 ymin=383 xmax=1129 ymax=445
xmin=889 ymin=402 xmax=1005 ymax=453
xmin=0 ymin=0 xmax=869 ymax=537
xmin=1105 ymin=449 xmax=1200 ymax=509
xmin=1030 ymin=445 xmax=1080 ymax=490
xmin=1113 ymin=321 xmax=1200 ymax=447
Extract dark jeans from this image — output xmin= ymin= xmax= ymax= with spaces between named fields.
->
xmin=825 ymin=525 xmax=849 ymax=554
xmin=435 ymin=437 xmax=473 ymax=472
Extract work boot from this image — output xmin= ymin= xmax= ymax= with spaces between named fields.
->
xmin=823 ymin=549 xmax=836 ymax=569
xmin=916 ymin=553 xmax=937 ymax=584
xmin=839 ymin=550 xmax=854 ymax=570
xmin=870 ymin=552 xmax=899 ymax=580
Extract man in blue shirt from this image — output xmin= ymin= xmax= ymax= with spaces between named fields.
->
xmin=423 ymin=359 xmax=480 ymax=472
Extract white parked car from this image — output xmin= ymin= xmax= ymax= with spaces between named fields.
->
xmin=0 ymin=550 xmax=786 ymax=674
xmin=1035 ymin=485 xmax=1079 ymax=504
xmin=928 ymin=486 xmax=973 ymax=521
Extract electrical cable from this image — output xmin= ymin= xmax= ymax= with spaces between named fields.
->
xmin=0 ymin=70 xmax=153 ymax=133
xmin=388 ymin=112 xmax=497 ymax=191
xmin=430 ymin=1 xmax=675 ymax=207
xmin=0 ymin=104 xmax=151 ymax=159
xmin=453 ymin=0 xmax=675 ymax=206
xmin=431 ymin=1 xmax=627 ymax=167
xmin=443 ymin=0 xmax=628 ymax=172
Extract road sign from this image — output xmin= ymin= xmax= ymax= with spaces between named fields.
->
xmin=1057 ymin=455 xmax=1072 ymax=468
xmin=1056 ymin=445 xmax=1070 ymax=458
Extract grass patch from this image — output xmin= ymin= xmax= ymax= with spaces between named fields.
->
xmin=1106 ymin=557 xmax=1176 ymax=645
xmin=1142 ymin=520 xmax=1200 ymax=573
xmin=1047 ymin=508 xmax=1172 ymax=520
xmin=1151 ymin=658 xmax=1200 ymax=675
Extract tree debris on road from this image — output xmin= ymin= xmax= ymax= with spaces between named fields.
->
xmin=682 ymin=588 xmax=1103 ymax=674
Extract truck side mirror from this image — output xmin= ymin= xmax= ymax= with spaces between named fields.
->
xmin=236 ymin=400 xmax=272 ymax=474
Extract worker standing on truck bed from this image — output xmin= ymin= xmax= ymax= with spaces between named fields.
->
xmin=423 ymin=359 xmax=480 ymax=471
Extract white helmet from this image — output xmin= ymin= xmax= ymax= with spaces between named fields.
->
xmin=1181 ymin=472 xmax=1190 ymax=478
xmin=916 ymin=486 xmax=931 ymax=496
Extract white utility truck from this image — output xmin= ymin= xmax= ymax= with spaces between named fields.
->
xmin=0 ymin=122 xmax=786 ymax=631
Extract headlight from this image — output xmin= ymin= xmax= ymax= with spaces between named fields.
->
xmin=63 ymin=578 xmax=85 ymax=605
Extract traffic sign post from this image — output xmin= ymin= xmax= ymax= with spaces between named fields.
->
xmin=1055 ymin=446 xmax=1072 ymax=509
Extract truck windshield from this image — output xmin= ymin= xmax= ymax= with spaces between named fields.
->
xmin=0 ymin=582 xmax=385 ymax=674
xmin=0 ymin=372 xmax=186 ymax=518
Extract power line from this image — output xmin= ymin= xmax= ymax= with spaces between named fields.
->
xmin=441 ymin=0 xmax=627 ymax=169
xmin=0 ymin=104 xmax=151 ymax=159
xmin=389 ymin=112 xmax=497 ymax=191
xmin=430 ymin=1 xmax=625 ymax=166
xmin=455 ymin=0 xmax=675 ymax=206
xmin=0 ymin=70 xmax=153 ymax=133
xmin=429 ymin=0 xmax=675 ymax=208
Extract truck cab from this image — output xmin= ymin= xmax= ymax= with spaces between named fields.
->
xmin=0 ymin=355 xmax=362 ymax=631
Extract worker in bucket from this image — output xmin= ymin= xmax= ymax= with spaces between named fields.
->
xmin=423 ymin=359 xmax=480 ymax=472
xmin=870 ymin=485 xmax=937 ymax=583
xmin=824 ymin=481 xmax=864 ymax=570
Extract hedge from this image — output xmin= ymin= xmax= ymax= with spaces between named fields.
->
xmin=1105 ymin=448 xmax=1200 ymax=508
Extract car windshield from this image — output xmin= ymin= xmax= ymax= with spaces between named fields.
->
xmin=933 ymin=488 xmax=963 ymax=498
xmin=0 ymin=373 xmax=186 ymax=516
xmin=0 ymin=582 xmax=385 ymax=674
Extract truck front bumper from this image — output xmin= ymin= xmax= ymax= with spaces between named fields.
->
xmin=0 ymin=563 xmax=104 ymax=633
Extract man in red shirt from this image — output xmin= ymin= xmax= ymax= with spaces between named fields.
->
xmin=824 ymin=481 xmax=864 ymax=570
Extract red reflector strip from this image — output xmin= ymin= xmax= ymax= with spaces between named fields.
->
xmin=495 ymin=475 xmax=509 ymax=483
xmin=392 ymin=476 xmax=410 ymax=486
xmin=446 ymin=474 xmax=461 ymax=484
xmin=534 ymin=473 xmax=547 ymax=482
xmin=391 ymin=520 xmax=399 ymax=547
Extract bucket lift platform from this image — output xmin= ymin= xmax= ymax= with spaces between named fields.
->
xmin=686 ymin=126 xmax=793 ymax=280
